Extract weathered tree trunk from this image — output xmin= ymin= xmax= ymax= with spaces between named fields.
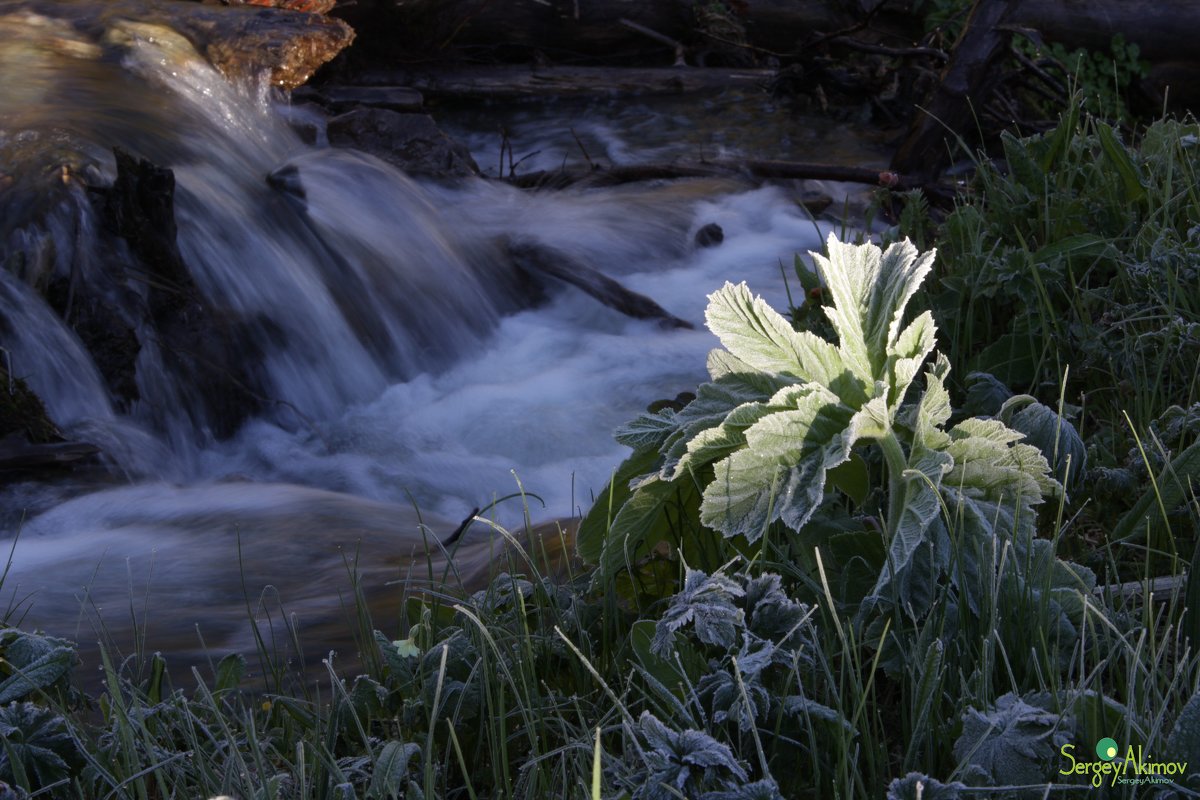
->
xmin=506 ymin=239 xmax=693 ymax=330
xmin=891 ymin=0 xmax=1020 ymax=179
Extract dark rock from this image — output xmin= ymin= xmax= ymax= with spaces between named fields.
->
xmin=694 ymin=222 xmax=724 ymax=248
xmin=45 ymin=277 xmax=142 ymax=408
xmin=267 ymin=163 xmax=307 ymax=202
xmin=327 ymin=108 xmax=480 ymax=179
xmin=90 ymin=148 xmax=266 ymax=439
xmin=0 ymin=365 xmax=99 ymax=478
xmin=798 ymin=190 xmax=834 ymax=215
xmin=0 ymin=364 xmax=62 ymax=444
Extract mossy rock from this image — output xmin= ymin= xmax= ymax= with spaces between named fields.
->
xmin=0 ymin=365 xmax=62 ymax=444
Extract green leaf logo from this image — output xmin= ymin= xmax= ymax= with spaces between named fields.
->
xmin=1096 ymin=738 xmax=1119 ymax=761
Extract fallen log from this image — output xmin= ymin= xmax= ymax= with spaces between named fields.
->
xmin=1009 ymin=0 xmax=1200 ymax=63
xmin=506 ymin=239 xmax=693 ymax=330
xmin=507 ymin=159 xmax=913 ymax=193
xmin=357 ymin=65 xmax=776 ymax=100
xmin=0 ymin=435 xmax=100 ymax=473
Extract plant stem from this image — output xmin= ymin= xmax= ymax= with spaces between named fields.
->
xmin=878 ymin=430 xmax=908 ymax=542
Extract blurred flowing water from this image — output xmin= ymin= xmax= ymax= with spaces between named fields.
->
xmin=0 ymin=11 xmax=885 ymax=592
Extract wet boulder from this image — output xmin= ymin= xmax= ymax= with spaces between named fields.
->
xmin=88 ymin=148 xmax=267 ymax=438
xmin=0 ymin=365 xmax=99 ymax=476
xmin=327 ymin=108 xmax=480 ymax=179
xmin=0 ymin=0 xmax=354 ymax=90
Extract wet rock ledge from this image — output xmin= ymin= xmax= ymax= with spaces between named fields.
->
xmin=0 ymin=0 xmax=354 ymax=90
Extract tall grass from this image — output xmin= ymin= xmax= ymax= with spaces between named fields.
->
xmin=5 ymin=102 xmax=1200 ymax=799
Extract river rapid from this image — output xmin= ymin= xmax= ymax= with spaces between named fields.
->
xmin=0 ymin=10 xmax=885 ymax=668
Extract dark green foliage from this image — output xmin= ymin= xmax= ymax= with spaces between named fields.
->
xmin=0 ymin=702 xmax=82 ymax=794
xmin=953 ymin=694 xmax=1073 ymax=787
xmin=629 ymin=711 xmax=748 ymax=800
xmin=652 ymin=569 xmax=745 ymax=656
xmin=0 ymin=629 xmax=75 ymax=704
xmin=931 ymin=114 xmax=1200 ymax=442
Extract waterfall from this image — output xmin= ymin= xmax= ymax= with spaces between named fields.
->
xmin=0 ymin=4 xmax=848 ymax=668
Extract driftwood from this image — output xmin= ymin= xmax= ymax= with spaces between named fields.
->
xmin=358 ymin=65 xmax=776 ymax=100
xmin=506 ymin=239 xmax=692 ymax=330
xmin=507 ymin=159 xmax=916 ymax=193
xmin=1093 ymin=574 xmax=1187 ymax=601
xmin=1009 ymin=0 xmax=1200 ymax=63
xmin=342 ymin=0 xmax=1200 ymax=73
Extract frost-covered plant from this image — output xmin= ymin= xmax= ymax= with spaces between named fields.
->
xmin=0 ymin=628 xmax=76 ymax=704
xmin=650 ymin=569 xmax=843 ymax=740
xmin=0 ymin=702 xmax=83 ymax=795
xmin=626 ymin=711 xmax=749 ymax=800
xmin=953 ymin=693 xmax=1073 ymax=787
xmin=580 ymin=234 xmax=1076 ymax=621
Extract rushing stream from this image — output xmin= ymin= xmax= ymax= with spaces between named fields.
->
xmin=0 ymin=11 xmax=885 ymax=669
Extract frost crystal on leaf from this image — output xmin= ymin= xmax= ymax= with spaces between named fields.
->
xmin=652 ymin=568 xmax=746 ymax=656
xmin=634 ymin=712 xmax=749 ymax=800
xmin=952 ymin=693 xmax=1073 ymax=786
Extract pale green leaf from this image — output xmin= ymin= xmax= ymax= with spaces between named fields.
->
xmin=997 ymin=395 xmax=1087 ymax=495
xmin=670 ymin=401 xmax=778 ymax=480
xmin=945 ymin=417 xmax=1059 ymax=505
xmin=705 ymin=350 xmax=792 ymax=396
xmin=810 ymin=235 xmax=937 ymax=383
xmin=701 ymin=389 xmax=855 ymax=541
xmin=704 ymin=281 xmax=846 ymax=387
xmin=887 ymin=310 xmax=937 ymax=409
xmin=661 ymin=377 xmax=782 ymax=476
xmin=912 ymin=355 xmax=953 ymax=445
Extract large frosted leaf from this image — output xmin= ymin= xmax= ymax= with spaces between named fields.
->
xmin=946 ymin=417 xmax=1059 ymax=506
xmin=810 ymin=235 xmax=937 ymax=384
xmin=997 ymin=395 xmax=1087 ymax=495
xmin=705 ymin=349 xmax=792 ymax=396
xmin=660 ymin=376 xmax=785 ymax=476
xmin=953 ymin=693 xmax=1072 ymax=786
xmin=701 ymin=388 xmax=855 ymax=541
xmin=705 ymin=282 xmax=846 ymax=388
xmin=670 ymin=401 xmax=779 ymax=480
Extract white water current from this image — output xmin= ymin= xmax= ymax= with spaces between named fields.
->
xmin=0 ymin=13 xmax=879 ymax=666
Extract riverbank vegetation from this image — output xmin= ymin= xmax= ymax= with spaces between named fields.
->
xmin=3 ymin=92 xmax=1200 ymax=798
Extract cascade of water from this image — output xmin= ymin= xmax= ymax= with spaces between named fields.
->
xmin=0 ymin=7 xmax=864 ymax=666
xmin=0 ymin=16 xmax=533 ymax=465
